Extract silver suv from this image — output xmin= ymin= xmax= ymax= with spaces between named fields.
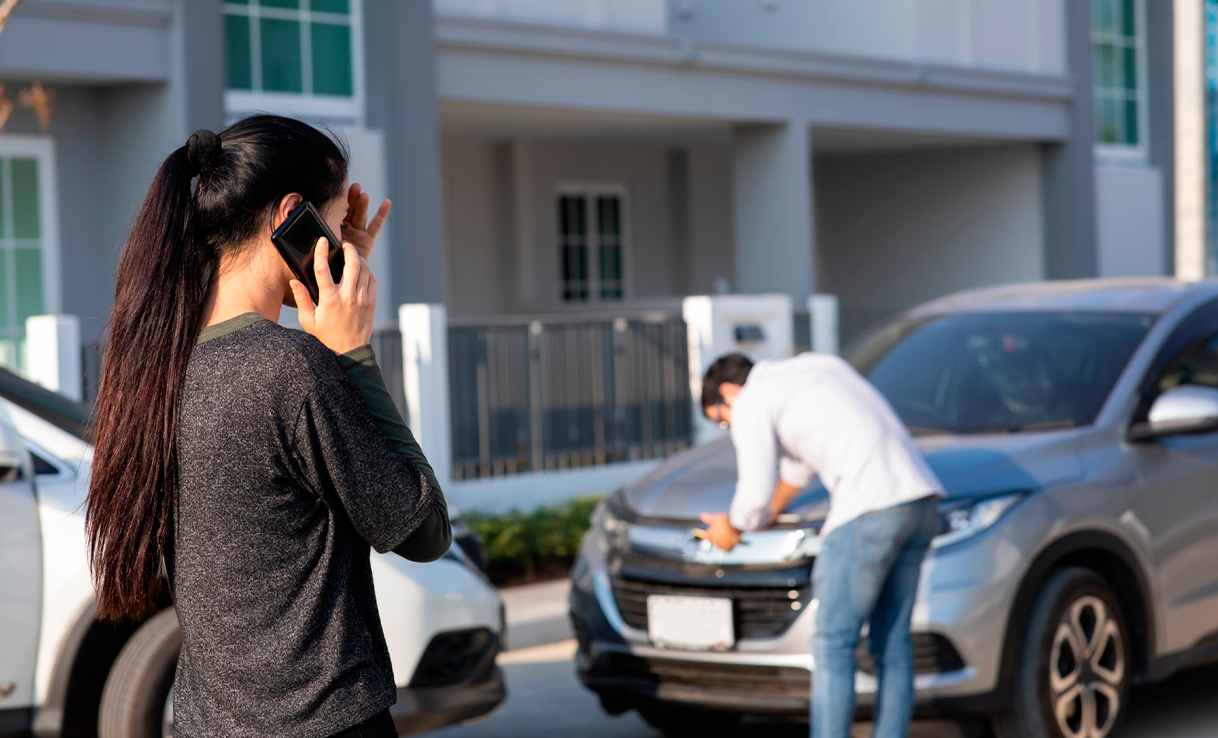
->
xmin=570 ymin=279 xmax=1218 ymax=738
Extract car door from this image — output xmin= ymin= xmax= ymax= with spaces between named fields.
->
xmin=0 ymin=407 xmax=42 ymax=718
xmin=1129 ymin=306 xmax=1218 ymax=655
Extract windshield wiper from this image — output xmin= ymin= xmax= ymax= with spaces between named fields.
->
xmin=982 ymin=420 xmax=1078 ymax=434
xmin=905 ymin=426 xmax=953 ymax=437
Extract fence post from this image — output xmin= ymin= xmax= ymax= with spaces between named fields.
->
xmin=400 ymin=304 xmax=452 ymax=491
xmin=25 ymin=315 xmax=83 ymax=402
xmin=682 ymin=294 xmax=793 ymax=444
xmin=808 ymin=294 xmax=840 ymax=354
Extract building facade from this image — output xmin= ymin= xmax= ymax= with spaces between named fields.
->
xmin=0 ymin=0 xmax=1186 ymax=506
xmin=0 ymin=0 xmax=1181 ymax=364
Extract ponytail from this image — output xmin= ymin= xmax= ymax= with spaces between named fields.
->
xmin=87 ymin=144 xmax=206 ymax=621
xmin=86 ymin=117 xmax=348 ymax=622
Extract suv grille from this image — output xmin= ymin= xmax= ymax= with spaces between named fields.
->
xmin=856 ymin=633 xmax=965 ymax=676
xmin=610 ymin=576 xmax=812 ymax=640
xmin=606 ymin=653 xmax=810 ymax=698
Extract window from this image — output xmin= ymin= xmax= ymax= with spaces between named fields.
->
xmin=557 ymin=187 xmax=627 ymax=303
xmin=0 ymin=137 xmax=57 ymax=374
xmin=223 ymin=0 xmax=361 ymax=120
xmin=1157 ymin=330 xmax=1218 ymax=394
xmin=1091 ymin=0 xmax=1146 ymax=151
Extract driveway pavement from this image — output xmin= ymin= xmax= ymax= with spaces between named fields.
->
xmin=428 ymin=640 xmax=1218 ymax=738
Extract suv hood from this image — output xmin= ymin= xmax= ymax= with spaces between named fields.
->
xmin=622 ymin=431 xmax=1083 ymax=523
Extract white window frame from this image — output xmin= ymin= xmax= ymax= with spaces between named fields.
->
xmin=222 ymin=0 xmax=366 ymax=127
xmin=1092 ymin=0 xmax=1149 ymax=164
xmin=555 ymin=182 xmax=632 ymax=304
xmin=0 ymin=135 xmax=61 ymax=355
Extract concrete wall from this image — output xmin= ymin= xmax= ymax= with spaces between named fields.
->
xmin=815 ymin=145 xmax=1045 ymax=341
xmin=1094 ymin=165 xmax=1167 ymax=277
xmin=669 ymin=0 xmax=1066 ymax=75
xmin=441 ymin=137 xmax=732 ymax=317
xmin=686 ymin=148 xmax=734 ymax=295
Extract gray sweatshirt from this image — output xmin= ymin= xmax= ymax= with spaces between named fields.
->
xmin=171 ymin=314 xmax=448 ymax=738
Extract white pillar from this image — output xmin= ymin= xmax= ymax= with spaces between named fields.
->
xmin=808 ymin=294 xmax=839 ymax=355
xmin=683 ymin=294 xmax=793 ymax=443
xmin=1175 ymin=0 xmax=1206 ymax=279
xmin=25 ymin=315 xmax=82 ymax=402
xmin=733 ymin=122 xmax=815 ymax=300
xmin=400 ymin=303 xmax=452 ymax=489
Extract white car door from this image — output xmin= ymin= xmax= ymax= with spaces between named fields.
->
xmin=0 ymin=408 xmax=42 ymax=717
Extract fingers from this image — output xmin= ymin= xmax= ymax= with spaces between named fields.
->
xmin=354 ymin=191 xmax=370 ymax=230
xmin=290 ymin=280 xmax=315 ymax=327
xmin=313 ymin=237 xmax=338 ymax=294
xmin=700 ymin=512 xmax=713 ymax=525
xmin=355 ymin=254 xmax=372 ymax=295
xmin=345 ymin=183 xmax=370 ymax=231
xmin=338 ymin=241 xmax=360 ymax=299
xmin=346 ymin=182 xmax=362 ymax=224
xmin=365 ymin=199 xmax=392 ymax=241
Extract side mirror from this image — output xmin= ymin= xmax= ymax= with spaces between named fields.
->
xmin=1131 ymin=385 xmax=1218 ymax=441
xmin=0 ymin=420 xmax=23 ymax=483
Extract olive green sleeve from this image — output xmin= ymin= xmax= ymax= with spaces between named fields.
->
xmin=338 ymin=345 xmax=451 ymax=562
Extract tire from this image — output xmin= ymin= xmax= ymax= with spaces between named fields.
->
xmin=636 ymin=704 xmax=743 ymax=737
xmin=99 ymin=608 xmax=182 ymax=738
xmin=991 ymin=567 xmax=1131 ymax=738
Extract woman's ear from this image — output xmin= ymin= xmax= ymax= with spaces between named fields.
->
xmin=272 ymin=193 xmax=304 ymax=232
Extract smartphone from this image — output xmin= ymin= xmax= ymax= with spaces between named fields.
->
xmin=270 ymin=201 xmax=344 ymax=305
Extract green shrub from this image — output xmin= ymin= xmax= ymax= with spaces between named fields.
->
xmin=466 ymin=496 xmax=602 ymax=587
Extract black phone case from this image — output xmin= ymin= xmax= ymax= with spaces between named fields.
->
xmin=270 ymin=201 xmax=344 ymax=305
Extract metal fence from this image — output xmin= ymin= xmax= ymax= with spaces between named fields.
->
xmin=369 ymin=327 xmax=406 ymax=418
xmin=448 ymin=315 xmax=693 ymax=480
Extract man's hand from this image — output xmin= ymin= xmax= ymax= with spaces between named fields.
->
xmin=698 ymin=512 xmax=742 ymax=552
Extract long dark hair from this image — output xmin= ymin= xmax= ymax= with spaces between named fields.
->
xmin=87 ymin=115 xmax=348 ymax=621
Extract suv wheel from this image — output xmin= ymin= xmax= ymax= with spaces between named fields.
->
xmin=99 ymin=608 xmax=182 ymax=738
xmin=992 ymin=568 xmax=1129 ymax=738
xmin=636 ymin=704 xmax=743 ymax=737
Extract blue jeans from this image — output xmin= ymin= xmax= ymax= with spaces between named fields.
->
xmin=811 ymin=496 xmax=939 ymax=738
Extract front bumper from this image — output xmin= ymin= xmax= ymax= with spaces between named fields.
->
xmin=391 ymin=631 xmax=507 ymax=735
xmin=570 ymin=523 xmax=1018 ymax=717
xmin=391 ymin=667 xmax=506 ymax=736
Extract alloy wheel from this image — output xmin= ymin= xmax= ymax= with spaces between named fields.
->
xmin=1047 ymin=595 xmax=1125 ymax=738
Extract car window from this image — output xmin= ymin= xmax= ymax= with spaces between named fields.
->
xmin=848 ymin=312 xmax=1154 ymax=434
xmin=30 ymin=451 xmax=59 ymax=476
xmin=1156 ymin=331 xmax=1218 ymax=394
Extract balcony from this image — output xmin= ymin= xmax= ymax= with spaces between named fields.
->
xmin=433 ymin=0 xmax=668 ymax=35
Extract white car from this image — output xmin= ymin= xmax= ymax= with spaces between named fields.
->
xmin=0 ymin=368 xmax=505 ymax=738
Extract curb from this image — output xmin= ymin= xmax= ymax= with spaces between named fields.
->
xmin=500 ymin=580 xmax=573 ymax=651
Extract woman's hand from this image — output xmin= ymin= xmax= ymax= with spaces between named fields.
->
xmin=341 ymin=182 xmax=391 ymax=261
xmin=290 ymin=237 xmax=376 ymax=355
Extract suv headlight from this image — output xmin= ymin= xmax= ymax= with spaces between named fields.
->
xmin=591 ymin=491 xmax=631 ymax=552
xmin=932 ymin=492 xmax=1025 ymax=549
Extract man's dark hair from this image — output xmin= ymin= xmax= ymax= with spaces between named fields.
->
xmin=700 ymin=353 xmax=755 ymax=414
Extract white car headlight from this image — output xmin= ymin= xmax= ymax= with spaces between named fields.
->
xmin=931 ymin=492 xmax=1025 ymax=549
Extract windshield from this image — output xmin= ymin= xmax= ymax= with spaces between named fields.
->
xmin=846 ymin=312 xmax=1154 ymax=435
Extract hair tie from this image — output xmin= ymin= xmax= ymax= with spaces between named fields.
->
xmin=186 ymin=129 xmax=223 ymax=177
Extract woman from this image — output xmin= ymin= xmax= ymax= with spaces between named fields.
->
xmin=86 ymin=115 xmax=450 ymax=738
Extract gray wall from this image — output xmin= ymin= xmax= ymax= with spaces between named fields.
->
xmin=365 ymin=0 xmax=447 ymax=307
xmin=441 ymin=137 xmax=724 ymax=317
xmin=669 ymin=0 xmax=1066 ymax=75
xmin=1094 ymin=165 xmax=1166 ymax=277
xmin=815 ymin=145 xmax=1045 ymax=341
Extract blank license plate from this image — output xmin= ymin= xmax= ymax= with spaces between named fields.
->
xmin=646 ymin=594 xmax=734 ymax=651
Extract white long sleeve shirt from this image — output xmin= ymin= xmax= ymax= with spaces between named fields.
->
xmin=727 ymin=353 xmax=944 ymax=537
